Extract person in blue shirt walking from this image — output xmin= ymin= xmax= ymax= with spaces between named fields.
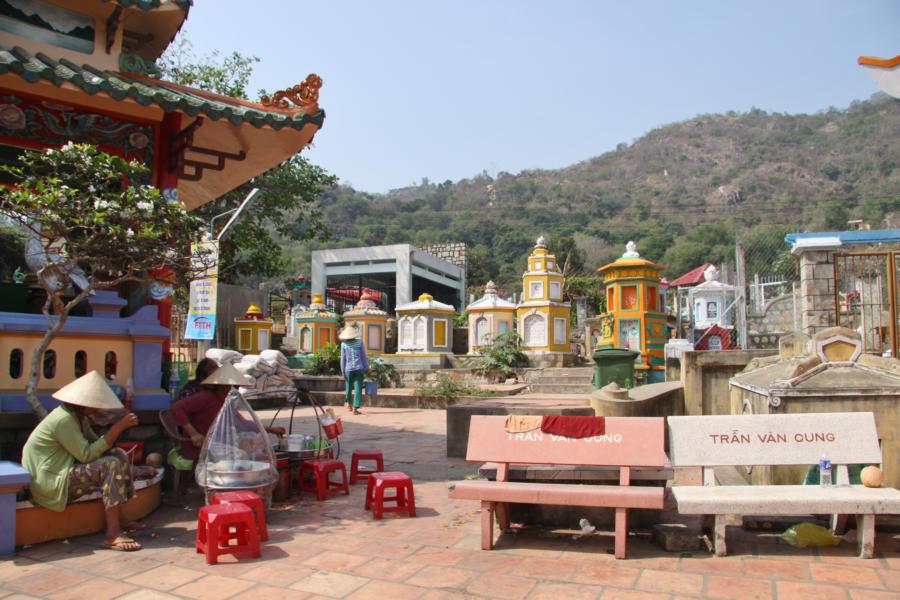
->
xmin=339 ymin=325 xmax=369 ymax=414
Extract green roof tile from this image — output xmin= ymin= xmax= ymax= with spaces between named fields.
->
xmin=0 ymin=45 xmax=325 ymax=132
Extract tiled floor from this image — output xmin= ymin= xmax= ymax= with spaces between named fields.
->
xmin=2 ymin=406 xmax=898 ymax=599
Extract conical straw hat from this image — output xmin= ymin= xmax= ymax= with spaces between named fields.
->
xmin=201 ymin=361 xmax=250 ymax=387
xmin=339 ymin=325 xmax=360 ymax=340
xmin=52 ymin=370 xmax=123 ymax=410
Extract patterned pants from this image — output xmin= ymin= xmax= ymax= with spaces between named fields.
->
xmin=67 ymin=448 xmax=135 ymax=509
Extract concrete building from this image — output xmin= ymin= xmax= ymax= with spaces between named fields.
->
xmin=311 ymin=244 xmax=466 ymax=313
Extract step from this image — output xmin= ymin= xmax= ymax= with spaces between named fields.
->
xmin=537 ymin=367 xmax=596 ymax=376
xmin=532 ymin=376 xmax=594 ymax=385
xmin=525 ymin=383 xmax=595 ymax=395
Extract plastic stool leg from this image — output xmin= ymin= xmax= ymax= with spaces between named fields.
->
xmin=205 ymin=519 xmax=220 ymax=565
xmin=340 ymin=464 xmax=350 ymax=495
xmin=406 ymin=481 xmax=416 ymax=517
xmin=252 ymin=501 xmax=268 ymax=542
xmin=373 ymin=481 xmax=384 ymax=520
xmin=245 ymin=517 xmax=261 ymax=558
xmin=365 ymin=476 xmax=375 ymax=510
xmin=316 ymin=469 xmax=327 ymax=501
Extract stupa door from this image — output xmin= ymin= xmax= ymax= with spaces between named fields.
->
xmin=414 ymin=317 xmax=426 ymax=350
xmin=299 ymin=327 xmax=311 ymax=353
xmin=475 ymin=317 xmax=489 ymax=345
xmin=524 ymin=313 xmax=546 ymax=347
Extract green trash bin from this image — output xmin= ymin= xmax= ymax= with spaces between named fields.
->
xmin=592 ymin=348 xmax=640 ymax=389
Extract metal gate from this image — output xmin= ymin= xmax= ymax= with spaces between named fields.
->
xmin=834 ymin=252 xmax=899 ymax=357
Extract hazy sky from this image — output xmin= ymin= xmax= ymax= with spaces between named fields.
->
xmin=182 ymin=1 xmax=899 ymax=193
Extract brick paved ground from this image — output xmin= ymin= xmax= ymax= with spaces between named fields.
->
xmin=2 ymin=406 xmax=898 ymax=599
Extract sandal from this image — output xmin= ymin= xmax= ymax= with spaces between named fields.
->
xmin=102 ymin=536 xmax=142 ymax=552
xmin=352 ymin=408 xmax=363 ymax=415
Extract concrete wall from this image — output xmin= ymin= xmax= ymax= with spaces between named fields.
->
xmin=732 ymin=386 xmax=900 ymax=489
xmin=680 ymin=350 xmax=775 ymax=416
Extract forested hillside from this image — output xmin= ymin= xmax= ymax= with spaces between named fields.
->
xmin=286 ymin=94 xmax=900 ymax=293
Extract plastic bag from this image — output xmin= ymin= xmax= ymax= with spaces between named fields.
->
xmin=780 ymin=522 xmax=840 ymax=548
xmin=195 ymin=389 xmax=278 ymax=491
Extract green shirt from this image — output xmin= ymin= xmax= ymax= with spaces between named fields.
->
xmin=21 ymin=405 xmax=110 ymax=512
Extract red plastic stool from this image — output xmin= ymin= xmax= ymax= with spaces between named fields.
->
xmin=364 ymin=471 xmax=416 ymax=519
xmin=298 ymin=458 xmax=349 ymax=501
xmin=350 ymin=449 xmax=384 ymax=484
xmin=195 ymin=503 xmax=260 ymax=565
xmin=211 ymin=490 xmax=268 ymax=541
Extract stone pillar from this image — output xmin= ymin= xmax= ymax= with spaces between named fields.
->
xmin=796 ymin=248 xmax=838 ymax=338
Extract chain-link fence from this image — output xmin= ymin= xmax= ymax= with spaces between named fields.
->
xmin=735 ymin=228 xmax=800 ymax=350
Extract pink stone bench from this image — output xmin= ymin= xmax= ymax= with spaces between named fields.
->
xmin=667 ymin=412 xmax=900 ymax=558
xmin=448 ymin=415 xmax=668 ymax=559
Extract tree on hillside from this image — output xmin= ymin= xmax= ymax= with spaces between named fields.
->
xmin=157 ymin=39 xmax=337 ymax=284
xmin=0 ymin=144 xmax=206 ymax=418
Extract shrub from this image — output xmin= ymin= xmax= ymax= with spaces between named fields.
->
xmin=368 ymin=356 xmax=400 ymax=388
xmin=476 ymin=332 xmax=528 ymax=378
xmin=304 ymin=341 xmax=340 ymax=375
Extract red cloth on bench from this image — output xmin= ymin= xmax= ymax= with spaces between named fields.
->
xmin=540 ymin=415 xmax=605 ymax=438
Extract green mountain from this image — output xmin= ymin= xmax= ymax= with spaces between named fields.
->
xmin=290 ymin=94 xmax=900 ymax=294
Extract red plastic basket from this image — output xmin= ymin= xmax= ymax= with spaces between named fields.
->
xmin=115 ymin=441 xmax=144 ymax=464
xmin=322 ymin=419 xmax=342 ymax=440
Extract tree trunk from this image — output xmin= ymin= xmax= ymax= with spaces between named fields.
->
xmin=26 ymin=282 xmax=94 ymax=420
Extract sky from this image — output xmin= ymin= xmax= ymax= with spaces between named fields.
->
xmin=182 ymin=1 xmax=900 ymax=193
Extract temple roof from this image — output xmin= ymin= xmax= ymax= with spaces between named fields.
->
xmin=0 ymin=45 xmax=324 ymax=132
xmin=396 ymin=293 xmax=455 ymax=313
xmin=669 ymin=263 xmax=714 ymax=287
xmin=116 ymin=0 xmax=193 ymax=9
xmin=858 ymin=54 xmax=900 ymax=100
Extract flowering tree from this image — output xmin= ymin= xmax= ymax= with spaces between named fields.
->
xmin=0 ymin=143 xmax=206 ymax=419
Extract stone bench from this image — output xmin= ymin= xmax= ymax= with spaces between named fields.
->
xmin=667 ymin=412 xmax=900 ymax=558
xmin=448 ymin=415 xmax=668 ymax=559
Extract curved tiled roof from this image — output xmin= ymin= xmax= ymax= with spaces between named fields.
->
xmin=114 ymin=0 xmax=192 ymax=9
xmin=858 ymin=55 xmax=900 ymax=68
xmin=0 ymin=46 xmax=325 ymax=131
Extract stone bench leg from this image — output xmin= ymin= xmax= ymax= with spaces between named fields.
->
xmin=713 ymin=514 xmax=728 ymax=556
xmin=481 ymin=501 xmax=494 ymax=550
xmin=0 ymin=462 xmax=31 ymax=556
xmin=614 ymin=507 xmax=629 ymax=559
xmin=857 ymin=514 xmax=875 ymax=559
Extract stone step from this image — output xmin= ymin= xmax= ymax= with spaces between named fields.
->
xmin=531 ymin=367 xmax=596 ymax=377
xmin=533 ymin=376 xmax=594 ymax=385
xmin=525 ymin=383 xmax=595 ymax=395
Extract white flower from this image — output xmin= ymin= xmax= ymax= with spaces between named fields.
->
xmin=94 ymin=199 xmax=110 ymax=210
xmin=126 ymin=228 xmax=135 ymax=237
xmin=61 ymin=141 xmax=75 ymax=151
xmin=136 ymin=200 xmax=154 ymax=212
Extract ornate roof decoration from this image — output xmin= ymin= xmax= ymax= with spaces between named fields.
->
xmin=623 ymin=241 xmax=640 ymax=258
xmin=344 ymin=290 xmax=388 ymax=317
xmin=261 ymin=74 xmax=322 ymax=109
xmin=535 ymin=235 xmax=547 ymax=249
xmin=467 ymin=281 xmax=515 ymax=311
xmin=0 ymin=46 xmax=325 ymax=132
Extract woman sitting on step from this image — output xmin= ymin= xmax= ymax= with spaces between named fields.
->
xmin=22 ymin=371 xmax=145 ymax=551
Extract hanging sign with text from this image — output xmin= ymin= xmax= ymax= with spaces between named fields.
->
xmin=184 ymin=241 xmax=219 ymax=340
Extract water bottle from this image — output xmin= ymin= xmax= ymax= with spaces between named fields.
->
xmin=125 ymin=377 xmax=134 ymax=411
xmin=819 ymin=455 xmax=832 ymax=487
xmin=169 ymin=365 xmax=181 ymax=403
